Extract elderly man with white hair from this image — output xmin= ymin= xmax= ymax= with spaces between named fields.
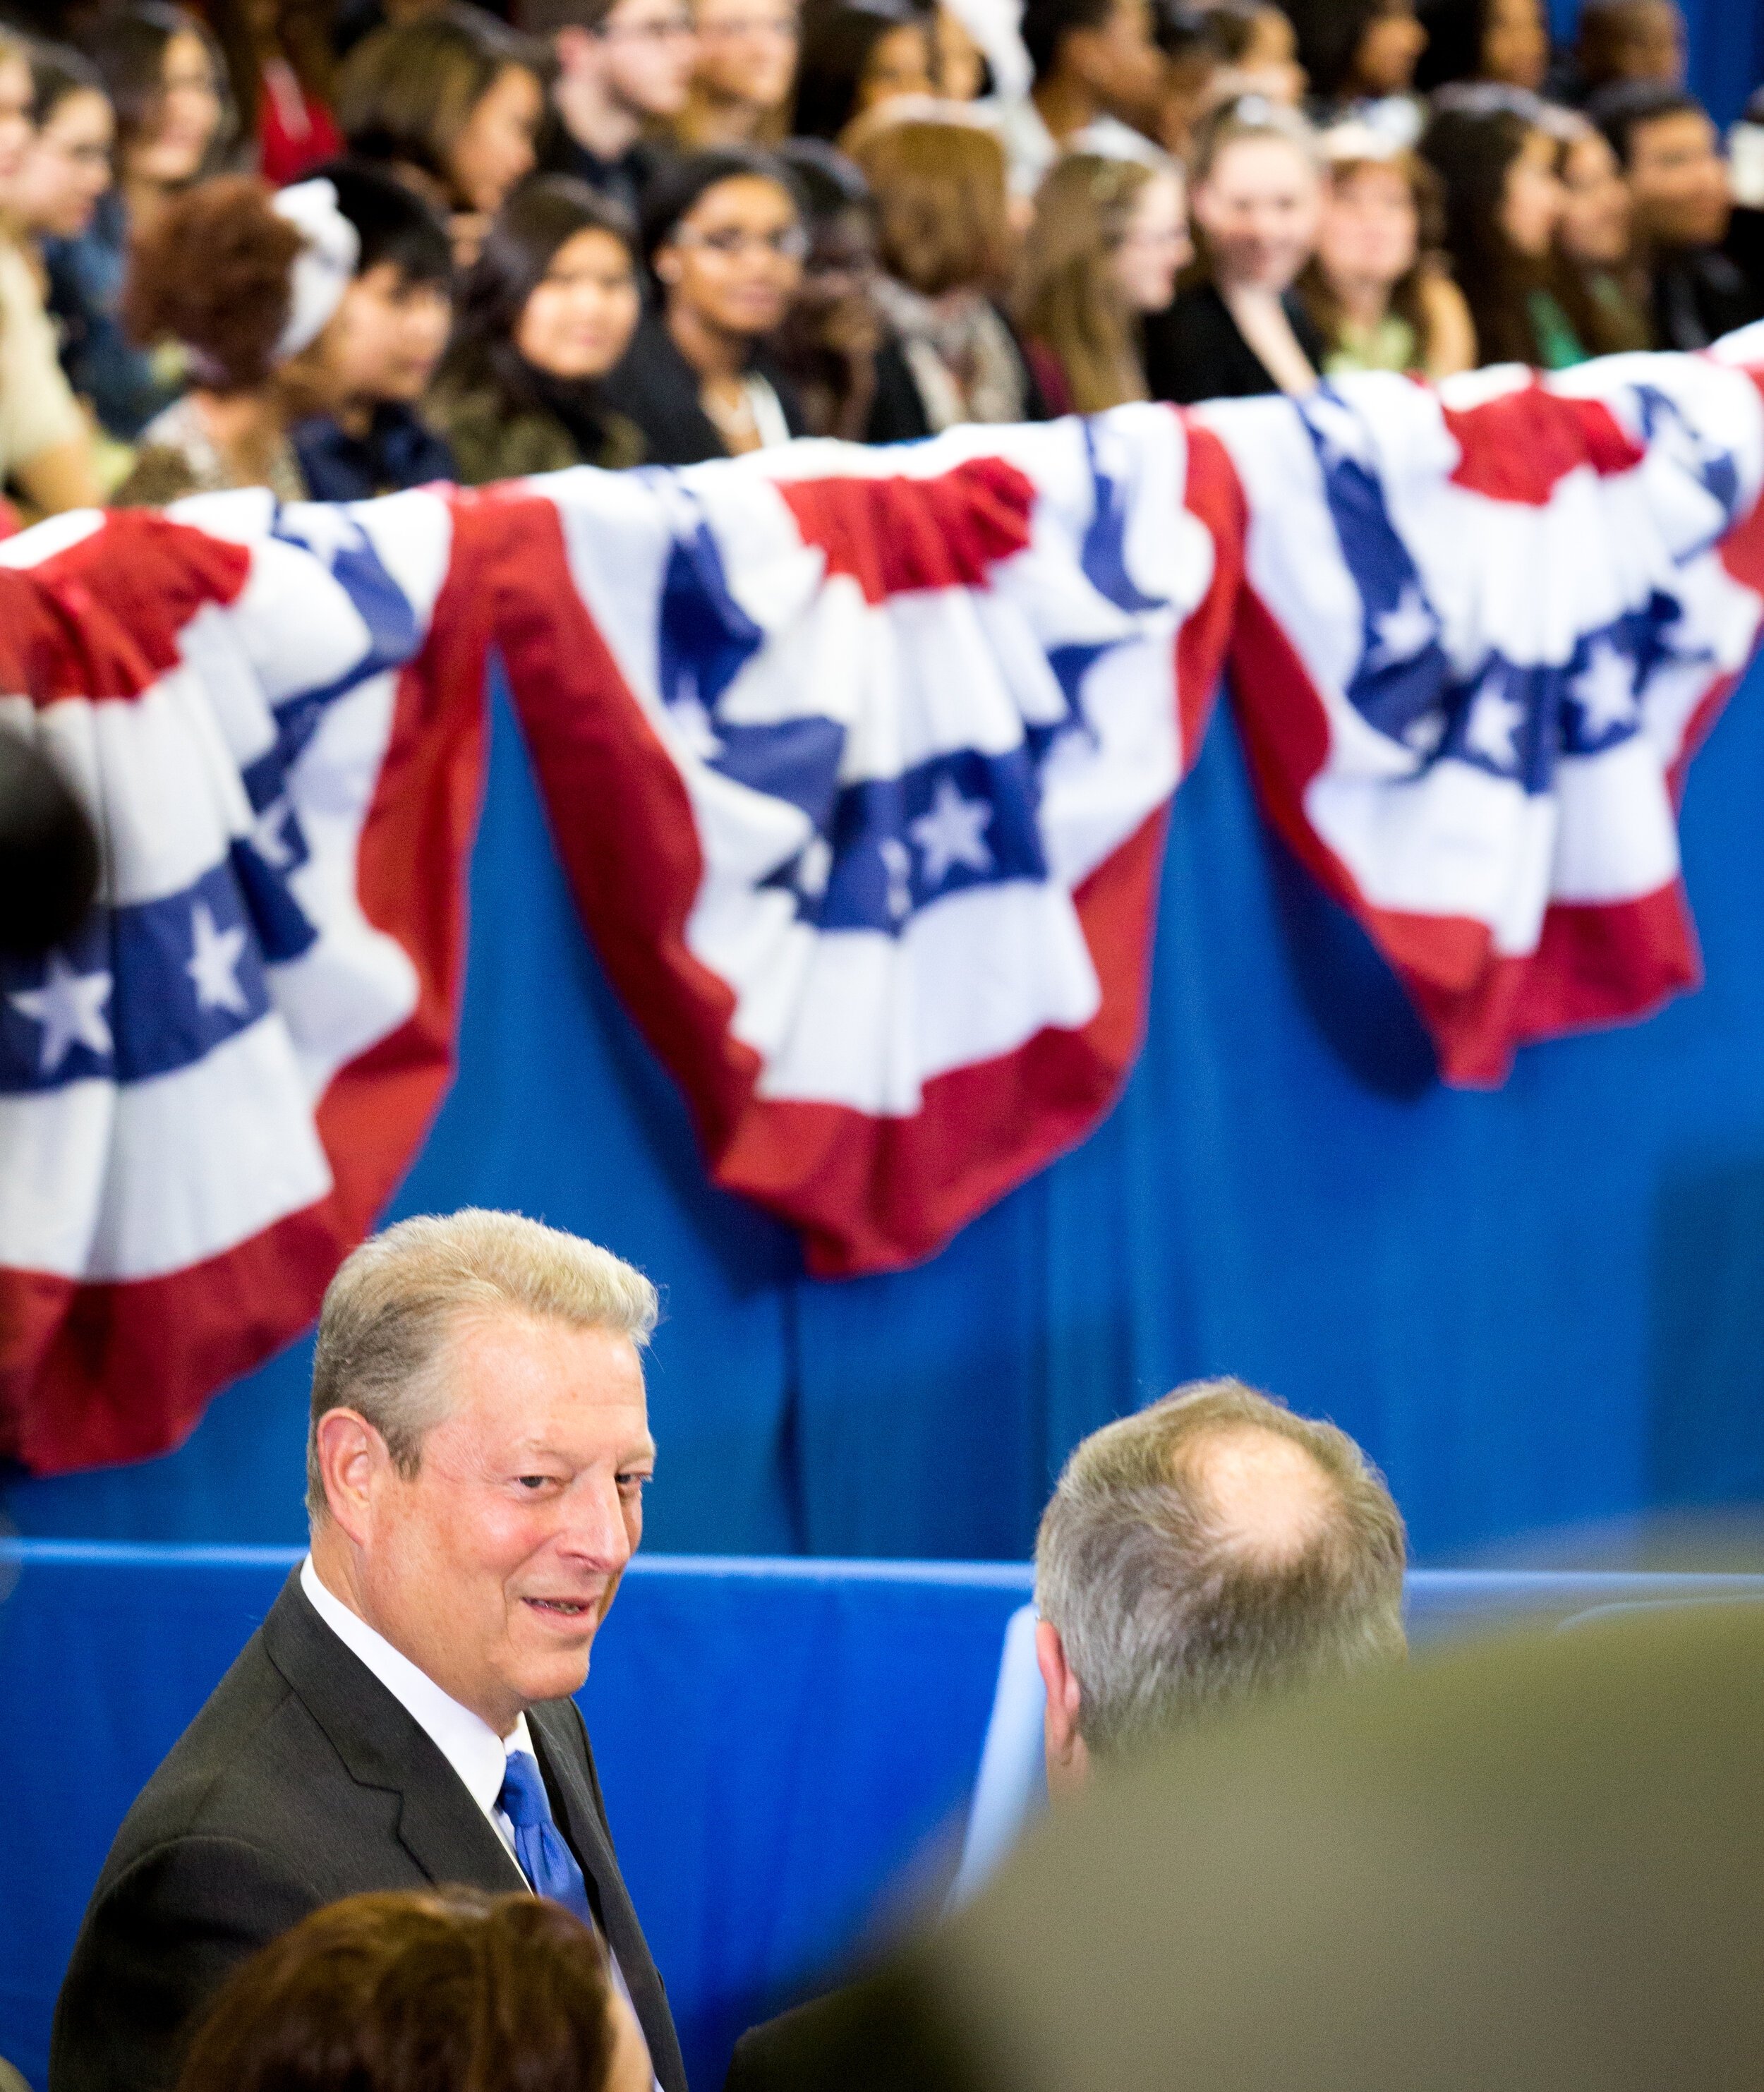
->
xmin=52 ymin=1210 xmax=684 ymax=2092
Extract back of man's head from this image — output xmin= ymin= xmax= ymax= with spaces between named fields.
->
xmin=1034 ymin=1379 xmax=1406 ymax=1761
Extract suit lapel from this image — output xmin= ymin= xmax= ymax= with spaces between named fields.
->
xmin=261 ymin=1571 xmax=528 ymax=1897
xmin=530 ymin=1700 xmax=687 ymax=2092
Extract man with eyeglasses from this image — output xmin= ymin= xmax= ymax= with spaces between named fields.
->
xmin=532 ymin=0 xmax=696 ymax=222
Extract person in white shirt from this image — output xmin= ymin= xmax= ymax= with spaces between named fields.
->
xmin=52 ymin=1210 xmax=684 ymax=2092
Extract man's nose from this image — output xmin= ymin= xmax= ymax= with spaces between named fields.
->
xmin=557 ymin=1476 xmax=634 ymax=1569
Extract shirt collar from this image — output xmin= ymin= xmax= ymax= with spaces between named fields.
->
xmin=299 ymin=1554 xmax=533 ymax=1820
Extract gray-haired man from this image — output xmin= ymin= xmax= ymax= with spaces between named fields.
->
xmin=53 ymin=1210 xmax=684 ymax=2092
xmin=1034 ymin=1378 xmax=1408 ymax=1793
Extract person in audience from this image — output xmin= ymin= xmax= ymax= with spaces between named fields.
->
xmin=52 ymin=1209 xmax=685 ymax=2092
xmin=174 ymin=1890 xmax=653 ymax=2092
xmin=428 ymin=174 xmax=644 ymax=476
xmin=1413 ymin=0 xmax=1549 ymax=97
xmin=792 ymin=2 xmax=935 ymax=145
xmin=1591 ymin=80 xmax=1760 ymax=349
xmin=1034 ymin=1379 xmax=1407 ymax=1792
xmin=71 ymin=2 xmax=230 ymax=436
xmin=1015 ymin=150 xmax=1189 ymax=411
xmin=674 ymin=0 xmax=800 ymax=148
xmin=0 ymin=28 xmax=102 ymax=516
xmin=335 ymin=5 xmax=548 ymax=265
xmin=1571 ymin=0 xmax=1685 ymax=101
xmin=769 ymin=136 xmax=899 ymax=437
xmin=282 ymin=161 xmax=458 ymax=499
xmin=1551 ymin=108 xmax=1651 ymax=353
xmin=241 ymin=0 xmax=345 ymax=185
xmin=1419 ymin=95 xmax=1582 ymax=365
xmin=600 ymin=145 xmax=806 ymax=459
xmin=1144 ymin=95 xmax=1325 ymax=404
xmin=847 ymin=108 xmax=1047 ymax=430
xmin=996 ymin=0 xmax=1166 ymax=197
xmin=1301 ymin=126 xmax=1475 ymax=374
xmin=933 ymin=3 xmax=987 ymax=99
xmin=87 ymin=1 xmax=230 ymax=236
xmin=16 ymin=46 xmax=114 ymax=253
xmin=112 ymin=173 xmax=344 ymax=502
xmin=1148 ymin=0 xmax=1226 ymax=164
xmin=1198 ymin=1 xmax=1305 ymax=107
xmin=1284 ymin=0 xmax=1427 ymax=143
xmin=530 ymin=0 xmax=696 ymax=224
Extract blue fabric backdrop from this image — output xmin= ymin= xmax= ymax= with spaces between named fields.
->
xmin=5 ymin=0 xmax=1764 ymax=1554
xmin=9 ymin=639 xmax=1764 ymax=1561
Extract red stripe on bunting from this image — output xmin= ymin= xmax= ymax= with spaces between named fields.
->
xmin=1443 ymin=382 xmax=1646 ymax=505
xmin=0 ymin=514 xmax=491 ymax=1475
xmin=777 ymin=456 xmax=1037 ymax=603
xmin=1225 ymin=581 xmax=1709 ymax=1087
xmin=497 ymin=435 xmax=1243 ymax=1275
xmin=0 ymin=514 xmax=250 ymax=706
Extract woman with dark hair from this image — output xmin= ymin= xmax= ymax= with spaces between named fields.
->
xmin=428 ymin=175 xmax=644 ymax=479
xmin=0 ymin=27 xmax=102 ymax=514
xmin=1552 ymin=109 xmax=1650 ymax=354
xmin=61 ymin=2 xmax=229 ymax=435
xmin=114 ymin=173 xmax=355 ymax=502
xmin=1414 ymin=0 xmax=1550 ymax=95
xmin=336 ymin=4 xmax=548 ymax=264
xmin=769 ymin=138 xmax=893 ymax=437
xmin=15 ymin=45 xmax=114 ymax=248
xmin=792 ymin=3 xmax=934 ymax=144
xmin=1418 ymin=95 xmax=1579 ymax=365
xmin=846 ymin=108 xmax=1046 ymax=434
xmin=602 ymin=147 xmax=807 ymax=462
xmin=1283 ymin=0 xmax=1427 ymax=138
xmin=174 ymin=1889 xmax=651 ymax=2092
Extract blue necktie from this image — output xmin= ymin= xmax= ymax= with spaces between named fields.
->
xmin=497 ymin=1748 xmax=593 ymax=1925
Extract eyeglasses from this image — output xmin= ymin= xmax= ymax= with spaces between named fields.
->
xmin=674 ymin=224 xmax=808 ymax=260
xmin=696 ymin=13 xmax=797 ymax=40
xmin=598 ymin=14 xmax=695 ymax=41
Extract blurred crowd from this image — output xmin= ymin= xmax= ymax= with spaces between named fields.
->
xmin=0 ymin=0 xmax=1760 ymax=519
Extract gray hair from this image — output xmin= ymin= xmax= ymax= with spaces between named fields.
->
xmin=306 ymin=1209 xmax=658 ymax=1521
xmin=1034 ymin=1379 xmax=1406 ymax=1760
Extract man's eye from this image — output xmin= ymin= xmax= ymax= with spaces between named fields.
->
xmin=516 ymin=1475 xmax=554 ymax=1491
xmin=616 ymin=1473 xmax=649 ymax=1494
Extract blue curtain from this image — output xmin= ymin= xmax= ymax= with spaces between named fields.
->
xmin=10 ymin=643 xmax=1764 ymax=1561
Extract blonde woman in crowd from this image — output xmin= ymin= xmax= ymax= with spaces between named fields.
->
xmin=1302 ymin=124 xmax=1475 ymax=374
xmin=0 ymin=28 xmax=101 ymax=519
xmin=1146 ymin=95 xmax=1325 ymax=402
xmin=1017 ymin=150 xmax=1190 ymax=411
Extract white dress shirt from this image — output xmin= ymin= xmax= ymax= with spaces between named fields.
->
xmin=297 ymin=1557 xmax=659 ymax=2085
xmin=299 ymin=1554 xmax=533 ymax=1872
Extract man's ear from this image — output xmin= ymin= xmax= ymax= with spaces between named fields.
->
xmin=313 ymin=1408 xmax=387 ymax=1547
xmin=1035 ymin=1617 xmax=1091 ymax=1798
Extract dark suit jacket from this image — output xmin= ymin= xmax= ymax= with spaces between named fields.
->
xmin=50 ymin=1571 xmax=686 ymax=2092
xmin=602 ymin=315 xmax=807 ymax=466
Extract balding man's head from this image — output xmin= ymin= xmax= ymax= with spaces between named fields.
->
xmin=1034 ymin=1381 xmax=1406 ymax=1783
